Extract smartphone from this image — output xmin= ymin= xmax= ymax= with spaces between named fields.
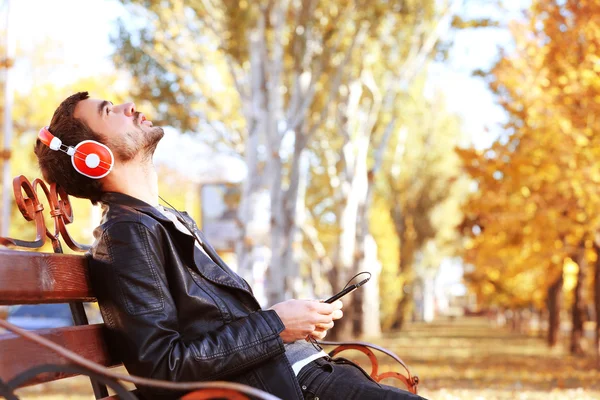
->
xmin=324 ymin=277 xmax=370 ymax=303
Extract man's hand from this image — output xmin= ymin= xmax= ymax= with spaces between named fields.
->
xmin=269 ymin=299 xmax=343 ymax=343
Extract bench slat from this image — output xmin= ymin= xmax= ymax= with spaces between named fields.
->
xmin=0 ymin=248 xmax=95 ymax=304
xmin=0 ymin=324 xmax=121 ymax=387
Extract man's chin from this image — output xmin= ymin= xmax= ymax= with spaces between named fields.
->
xmin=143 ymin=126 xmax=165 ymax=156
xmin=149 ymin=126 xmax=165 ymax=140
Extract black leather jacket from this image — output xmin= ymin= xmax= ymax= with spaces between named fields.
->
xmin=89 ymin=192 xmax=303 ymax=400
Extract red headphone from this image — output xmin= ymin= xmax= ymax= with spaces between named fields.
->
xmin=38 ymin=127 xmax=114 ymax=179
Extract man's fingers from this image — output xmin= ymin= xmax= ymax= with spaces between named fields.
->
xmin=314 ymin=301 xmax=345 ymax=315
xmin=332 ymin=309 xmax=343 ymax=320
xmin=331 ymin=300 xmax=343 ymax=310
xmin=314 ymin=314 xmax=334 ymax=325
xmin=312 ymin=301 xmax=336 ymax=314
xmin=310 ymin=331 xmax=327 ymax=340
xmin=315 ymin=321 xmax=334 ymax=331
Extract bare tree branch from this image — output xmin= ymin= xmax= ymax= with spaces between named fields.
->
xmin=305 ymin=23 xmax=369 ymax=140
xmin=285 ymin=2 xmax=356 ymax=132
xmin=398 ymin=0 xmax=463 ymax=84
xmin=372 ymin=117 xmax=396 ymax=176
xmin=196 ymin=0 xmax=249 ymax=102
xmin=301 ymin=217 xmax=334 ymax=272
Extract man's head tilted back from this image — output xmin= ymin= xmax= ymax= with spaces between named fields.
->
xmin=34 ymin=92 xmax=164 ymax=204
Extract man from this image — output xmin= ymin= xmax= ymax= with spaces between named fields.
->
xmin=34 ymin=92 xmax=426 ymax=400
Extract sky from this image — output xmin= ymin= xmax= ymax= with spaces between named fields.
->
xmin=428 ymin=0 xmax=531 ymax=149
xmin=6 ymin=0 xmax=123 ymax=89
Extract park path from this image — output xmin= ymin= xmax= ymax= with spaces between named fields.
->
xmin=372 ymin=316 xmax=600 ymax=399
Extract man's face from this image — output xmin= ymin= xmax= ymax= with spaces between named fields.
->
xmin=73 ymin=98 xmax=164 ymax=162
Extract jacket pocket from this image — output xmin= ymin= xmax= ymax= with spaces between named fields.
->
xmin=109 ymin=225 xmax=165 ymax=316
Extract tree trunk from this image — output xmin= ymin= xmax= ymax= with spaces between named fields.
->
xmin=391 ymin=231 xmax=415 ymax=331
xmin=594 ymin=242 xmax=600 ymax=360
xmin=352 ymin=120 xmax=395 ymax=338
xmin=422 ymin=276 xmax=436 ymax=323
xmin=355 ymin=235 xmax=382 ymax=338
xmin=235 ymin=20 xmax=270 ymax=302
xmin=547 ymin=273 xmax=563 ymax=348
xmin=349 ymin=129 xmax=375 ymax=337
xmin=538 ymin=308 xmax=546 ymax=339
xmin=265 ymin=3 xmax=288 ymax=306
xmin=509 ymin=309 xmax=518 ymax=332
xmin=393 ymin=295 xmax=413 ymax=330
xmin=328 ymin=183 xmax=361 ymax=340
xmin=327 ymin=100 xmax=363 ymax=340
xmin=276 ymin=134 xmax=309 ymax=301
xmin=570 ymin=248 xmax=587 ymax=355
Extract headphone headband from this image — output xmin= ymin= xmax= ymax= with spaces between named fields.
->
xmin=38 ymin=126 xmax=114 ymax=179
xmin=38 ymin=127 xmax=63 ymax=151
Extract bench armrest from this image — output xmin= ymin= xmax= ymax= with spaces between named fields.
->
xmin=318 ymin=340 xmax=419 ymax=394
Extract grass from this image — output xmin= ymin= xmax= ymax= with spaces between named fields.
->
xmin=13 ymin=316 xmax=600 ymax=399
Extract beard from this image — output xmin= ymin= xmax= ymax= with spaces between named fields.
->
xmin=113 ymin=124 xmax=165 ymax=163
xmin=141 ymin=126 xmax=165 ymax=159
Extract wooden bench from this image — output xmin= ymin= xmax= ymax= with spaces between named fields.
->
xmin=0 ymin=176 xmax=419 ymax=399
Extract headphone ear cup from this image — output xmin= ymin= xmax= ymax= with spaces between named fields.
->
xmin=71 ymin=140 xmax=114 ymax=179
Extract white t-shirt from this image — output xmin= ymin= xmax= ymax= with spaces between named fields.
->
xmin=155 ymin=206 xmax=209 ymax=256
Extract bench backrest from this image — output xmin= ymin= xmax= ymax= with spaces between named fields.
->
xmin=0 ymin=176 xmax=119 ymax=398
xmin=0 ymin=249 xmax=122 ymax=388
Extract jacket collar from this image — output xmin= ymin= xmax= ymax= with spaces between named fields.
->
xmin=99 ymin=191 xmax=171 ymax=223
xmin=100 ymin=191 xmax=256 ymax=300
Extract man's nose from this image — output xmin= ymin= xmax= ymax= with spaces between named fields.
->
xmin=118 ymin=102 xmax=136 ymax=116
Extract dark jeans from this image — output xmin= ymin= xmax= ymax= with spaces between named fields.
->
xmin=297 ymin=356 xmax=427 ymax=400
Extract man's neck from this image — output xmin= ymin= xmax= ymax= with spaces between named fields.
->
xmin=102 ymin=161 xmax=159 ymax=206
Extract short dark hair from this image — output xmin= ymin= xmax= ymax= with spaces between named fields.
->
xmin=34 ymin=92 xmax=104 ymax=204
